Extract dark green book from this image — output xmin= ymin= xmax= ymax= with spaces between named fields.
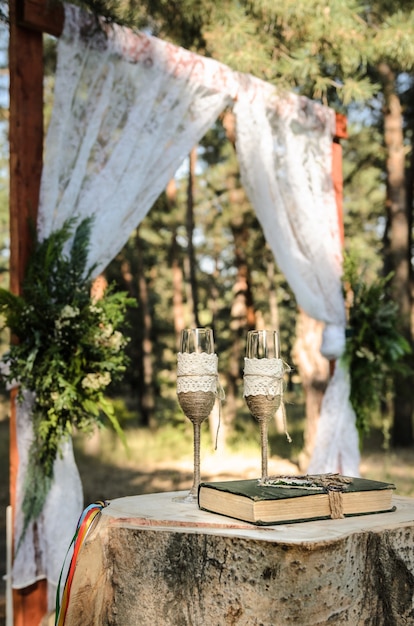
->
xmin=198 ymin=476 xmax=396 ymax=525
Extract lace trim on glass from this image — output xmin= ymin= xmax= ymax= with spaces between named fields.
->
xmin=177 ymin=352 xmax=219 ymax=393
xmin=177 ymin=375 xmax=218 ymax=394
xmin=243 ymin=357 xmax=286 ymax=397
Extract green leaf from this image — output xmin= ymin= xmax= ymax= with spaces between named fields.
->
xmin=342 ymin=251 xmax=412 ymax=438
xmin=1 ymin=218 xmax=136 ymax=539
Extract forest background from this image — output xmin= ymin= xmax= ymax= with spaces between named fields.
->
xmin=1 ymin=2 xmax=414 ymax=615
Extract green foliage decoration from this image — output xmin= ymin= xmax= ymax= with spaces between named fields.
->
xmin=342 ymin=253 xmax=411 ymax=439
xmin=0 ymin=217 xmax=136 ymax=540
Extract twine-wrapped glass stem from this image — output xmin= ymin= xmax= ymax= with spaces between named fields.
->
xmin=244 ymin=356 xmax=285 ymax=481
xmin=177 ymin=350 xmax=218 ymax=500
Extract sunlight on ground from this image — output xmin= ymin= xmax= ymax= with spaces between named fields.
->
xmin=360 ymin=450 xmax=414 ymax=497
xmin=73 ymin=424 xmax=414 ymax=502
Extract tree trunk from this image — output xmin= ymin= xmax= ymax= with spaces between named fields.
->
xmin=171 ymin=238 xmax=185 ymax=344
xmin=226 ymin=201 xmax=256 ymax=426
xmin=207 ymin=248 xmax=226 ymax=450
xmin=406 ymin=116 xmax=414 ymax=338
xmin=266 ymin=250 xmax=280 ymax=331
xmin=220 ymin=111 xmax=256 ymax=426
xmin=292 ymin=309 xmax=330 ymax=471
xmin=379 ymin=62 xmax=414 ymax=446
xmin=65 ymin=492 xmax=414 ymax=626
xmin=186 ymin=147 xmax=200 ymax=328
xmin=136 ymin=228 xmax=155 ymax=428
xmin=166 ymin=179 xmax=186 ymax=347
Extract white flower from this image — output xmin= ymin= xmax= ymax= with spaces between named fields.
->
xmin=101 ymin=324 xmax=114 ymax=339
xmin=108 ymin=331 xmax=123 ymax=351
xmin=81 ymin=371 xmax=111 ymax=390
xmin=60 ymin=305 xmax=80 ymax=319
xmin=55 ymin=305 xmax=80 ymax=330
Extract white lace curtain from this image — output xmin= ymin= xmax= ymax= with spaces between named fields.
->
xmin=37 ymin=4 xmax=238 ymax=269
xmin=234 ymin=86 xmax=359 ymax=476
xmin=13 ymin=1 xmax=359 ymax=600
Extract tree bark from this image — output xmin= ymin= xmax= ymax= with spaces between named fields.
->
xmin=226 ymin=199 xmax=256 ymax=426
xmin=292 ymin=309 xmax=330 ymax=471
xmin=379 ymin=62 xmax=414 ymax=446
xmin=186 ymin=147 xmax=200 ymax=328
xmin=266 ymin=251 xmax=279 ymax=331
xmin=171 ymin=234 xmax=185 ymax=343
xmin=136 ymin=228 xmax=155 ymax=428
xmin=406 ymin=114 xmax=414 ymax=338
xmin=166 ymin=179 xmax=186 ymax=347
xmin=221 ymin=112 xmax=256 ymax=426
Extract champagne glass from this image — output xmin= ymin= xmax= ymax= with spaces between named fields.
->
xmin=244 ymin=330 xmax=283 ymax=483
xmin=176 ymin=328 xmax=217 ymax=502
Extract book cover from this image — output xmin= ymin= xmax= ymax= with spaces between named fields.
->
xmin=198 ymin=475 xmax=396 ymax=526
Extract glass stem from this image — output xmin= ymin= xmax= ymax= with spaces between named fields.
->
xmin=189 ymin=421 xmax=201 ymax=497
xmin=260 ymin=419 xmax=268 ymax=482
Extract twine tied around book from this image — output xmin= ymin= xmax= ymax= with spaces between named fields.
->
xmin=243 ymin=357 xmax=292 ymax=442
xmin=326 ymin=489 xmax=345 ymax=519
xmin=262 ymin=473 xmax=353 ymax=519
xmin=312 ymin=473 xmax=352 ymax=519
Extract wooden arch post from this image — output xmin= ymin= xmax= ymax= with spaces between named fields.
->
xmin=9 ymin=2 xmax=63 ymax=624
xmin=332 ymin=112 xmax=348 ymax=247
xmin=331 ymin=112 xmax=347 ymax=379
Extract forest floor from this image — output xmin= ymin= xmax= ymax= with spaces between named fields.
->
xmin=1 ymin=414 xmax=414 ymax=625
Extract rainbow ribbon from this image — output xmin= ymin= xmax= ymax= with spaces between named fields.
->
xmin=55 ymin=500 xmax=109 ymax=626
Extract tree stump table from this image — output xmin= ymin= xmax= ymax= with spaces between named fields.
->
xmin=64 ymin=492 xmax=414 ymax=625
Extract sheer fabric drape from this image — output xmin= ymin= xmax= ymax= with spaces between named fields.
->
xmin=233 ymin=87 xmax=359 ymax=476
xmin=11 ymin=391 xmax=83 ymax=608
xmin=37 ymin=4 xmax=236 ymax=269
xmin=12 ymin=1 xmax=358 ymax=598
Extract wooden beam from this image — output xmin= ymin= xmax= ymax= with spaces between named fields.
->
xmin=332 ymin=112 xmax=347 ymax=247
xmin=16 ymin=0 xmax=64 ymax=37
xmin=9 ymin=1 xmax=51 ymax=624
xmin=10 ymin=4 xmax=48 ymax=294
